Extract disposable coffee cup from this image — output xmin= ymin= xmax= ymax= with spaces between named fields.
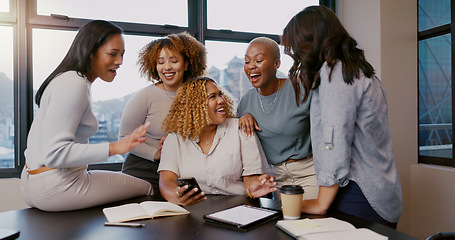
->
xmin=280 ymin=185 xmax=304 ymax=220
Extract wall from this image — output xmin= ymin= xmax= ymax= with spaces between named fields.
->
xmin=379 ymin=0 xmax=417 ymax=235
xmin=411 ymin=165 xmax=455 ymax=238
xmin=341 ymin=0 xmax=455 ymax=239
xmin=0 ymin=179 xmax=28 ymax=212
xmin=337 ymin=0 xmax=382 ymax=79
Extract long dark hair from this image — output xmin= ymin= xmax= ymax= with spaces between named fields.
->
xmin=35 ymin=20 xmax=123 ymax=106
xmin=282 ymin=6 xmax=375 ymax=104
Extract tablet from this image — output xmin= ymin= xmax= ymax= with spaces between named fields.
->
xmin=0 ymin=228 xmax=20 ymax=240
xmin=203 ymin=205 xmax=280 ymax=232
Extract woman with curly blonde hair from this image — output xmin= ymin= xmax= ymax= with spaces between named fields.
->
xmin=158 ymin=77 xmax=277 ymax=206
xmin=119 ymin=32 xmax=206 ymax=197
xmin=162 ymin=77 xmax=236 ymax=140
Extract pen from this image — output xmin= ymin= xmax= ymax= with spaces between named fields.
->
xmin=104 ymin=222 xmax=144 ymax=228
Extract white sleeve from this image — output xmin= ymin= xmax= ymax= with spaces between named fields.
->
xmin=158 ymin=133 xmax=181 ymax=175
xmin=41 ymin=77 xmax=107 ymax=168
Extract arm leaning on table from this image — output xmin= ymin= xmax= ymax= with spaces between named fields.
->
xmin=301 ymin=185 xmax=339 ymax=214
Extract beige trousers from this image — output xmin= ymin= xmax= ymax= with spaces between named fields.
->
xmin=270 ymin=156 xmax=319 ymax=200
xmin=21 ymin=166 xmax=152 ymax=211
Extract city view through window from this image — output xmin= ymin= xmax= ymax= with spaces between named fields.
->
xmin=0 ymin=25 xmax=13 ymax=169
xmin=418 ymin=0 xmax=452 ymax=160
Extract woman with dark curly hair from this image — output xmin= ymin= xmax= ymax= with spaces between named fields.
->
xmin=158 ymin=77 xmax=277 ymax=206
xmin=119 ymin=32 xmax=206 ymax=197
xmin=281 ymin=6 xmax=402 ymax=228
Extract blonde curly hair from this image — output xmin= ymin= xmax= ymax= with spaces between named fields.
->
xmin=138 ymin=32 xmax=207 ymax=83
xmin=163 ymin=77 xmax=236 ymax=141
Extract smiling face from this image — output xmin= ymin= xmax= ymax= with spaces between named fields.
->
xmin=88 ymin=34 xmax=125 ymax=83
xmin=244 ymin=41 xmax=281 ymax=90
xmin=157 ymin=47 xmax=188 ymax=92
xmin=206 ymin=81 xmax=227 ymax=125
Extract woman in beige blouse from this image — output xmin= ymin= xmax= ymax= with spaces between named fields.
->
xmin=158 ymin=77 xmax=277 ymax=206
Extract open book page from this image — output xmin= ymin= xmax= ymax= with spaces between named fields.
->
xmin=139 ymin=201 xmax=189 ymax=218
xmin=277 ymin=218 xmax=356 ymax=237
xmin=103 ymin=201 xmax=190 ymax=223
xmin=298 ymin=228 xmax=388 ymax=240
xmin=103 ymin=203 xmax=151 ymax=223
xmin=277 ymin=218 xmax=387 ymax=240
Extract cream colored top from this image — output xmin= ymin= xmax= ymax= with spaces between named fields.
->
xmin=158 ymin=118 xmax=270 ymax=195
xmin=25 ymin=71 xmax=108 ymax=169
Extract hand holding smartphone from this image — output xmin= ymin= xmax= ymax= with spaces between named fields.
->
xmin=176 ymin=177 xmax=202 ymax=196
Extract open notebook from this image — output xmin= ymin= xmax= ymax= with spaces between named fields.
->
xmin=103 ymin=201 xmax=189 ymax=223
xmin=276 ymin=217 xmax=388 ymax=240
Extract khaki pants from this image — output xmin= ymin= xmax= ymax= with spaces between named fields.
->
xmin=21 ymin=166 xmax=152 ymax=211
xmin=270 ymin=156 xmax=319 ymax=200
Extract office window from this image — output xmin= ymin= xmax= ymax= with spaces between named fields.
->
xmin=206 ymin=41 xmax=250 ymax=102
xmin=206 ymin=41 xmax=292 ymax=102
xmin=418 ymin=0 xmax=454 ymax=167
xmin=0 ymin=0 xmax=9 ymax=12
xmin=205 ymin=0 xmax=319 ymax=105
xmin=0 ymin=26 xmax=14 ymax=170
xmin=36 ymin=0 xmax=188 ymax=26
xmin=32 ymin=29 xmax=75 ymax=93
xmin=418 ymin=0 xmax=450 ymax=32
xmin=207 ymin=0 xmax=319 ymax=35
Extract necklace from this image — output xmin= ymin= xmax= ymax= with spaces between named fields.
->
xmin=199 ymin=130 xmax=216 ymax=145
xmin=202 ymin=135 xmax=213 ymax=145
xmin=162 ymin=83 xmax=175 ymax=100
xmin=258 ymin=81 xmax=280 ymax=114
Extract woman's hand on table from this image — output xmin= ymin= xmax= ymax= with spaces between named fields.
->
xmin=245 ymin=174 xmax=277 ymax=198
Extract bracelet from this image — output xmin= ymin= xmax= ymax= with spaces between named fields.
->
xmin=246 ymin=186 xmax=255 ymax=199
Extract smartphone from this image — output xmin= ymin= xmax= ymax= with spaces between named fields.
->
xmin=176 ymin=177 xmax=202 ymax=196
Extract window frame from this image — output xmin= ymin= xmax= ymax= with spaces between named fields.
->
xmin=417 ymin=0 xmax=455 ymax=167
xmin=0 ymin=0 xmax=25 ymax=178
xmin=0 ymin=0 xmax=334 ymax=178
